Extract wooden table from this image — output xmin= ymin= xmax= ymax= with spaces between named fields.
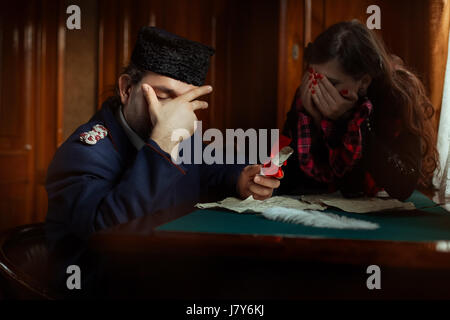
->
xmin=87 ymin=191 xmax=450 ymax=299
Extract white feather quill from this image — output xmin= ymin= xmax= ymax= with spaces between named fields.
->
xmin=262 ymin=207 xmax=379 ymax=230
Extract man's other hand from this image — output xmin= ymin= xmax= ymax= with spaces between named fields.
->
xmin=237 ymin=165 xmax=281 ymax=200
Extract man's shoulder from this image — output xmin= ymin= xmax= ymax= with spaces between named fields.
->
xmin=47 ymin=119 xmax=122 ymax=179
xmin=63 ymin=118 xmax=116 ymax=153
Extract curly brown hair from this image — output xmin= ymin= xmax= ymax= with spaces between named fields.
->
xmin=304 ymin=20 xmax=439 ymax=188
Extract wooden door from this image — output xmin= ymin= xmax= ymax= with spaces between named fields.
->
xmin=0 ymin=0 xmax=63 ymax=230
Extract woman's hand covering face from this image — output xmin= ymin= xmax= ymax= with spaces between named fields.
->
xmin=310 ymin=72 xmax=358 ymax=121
xmin=299 ymin=69 xmax=323 ymax=127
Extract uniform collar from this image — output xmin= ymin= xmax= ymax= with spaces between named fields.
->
xmin=115 ymin=105 xmax=146 ymax=151
xmin=96 ymin=98 xmax=137 ymax=160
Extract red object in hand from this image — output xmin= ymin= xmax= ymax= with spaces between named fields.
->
xmin=262 ymin=162 xmax=285 ymax=179
xmin=308 ymin=67 xmax=314 ymax=74
xmin=271 ymin=135 xmax=292 ymax=157
xmin=261 ymin=135 xmax=292 ymax=179
xmin=340 ymin=89 xmax=349 ymax=96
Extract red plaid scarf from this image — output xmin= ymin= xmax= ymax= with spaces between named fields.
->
xmin=296 ymin=94 xmax=373 ymax=184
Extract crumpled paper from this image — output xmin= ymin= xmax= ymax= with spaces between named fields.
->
xmin=300 ymin=192 xmax=415 ymax=213
xmin=196 ymin=191 xmax=415 ymax=214
xmin=196 ymin=195 xmax=326 ymax=213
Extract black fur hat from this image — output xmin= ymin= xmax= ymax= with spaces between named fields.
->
xmin=130 ymin=26 xmax=215 ymax=86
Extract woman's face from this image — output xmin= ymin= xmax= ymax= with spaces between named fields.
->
xmin=310 ymin=58 xmax=369 ymax=97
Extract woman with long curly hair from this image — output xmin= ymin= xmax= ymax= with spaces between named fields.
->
xmin=279 ymin=20 xmax=439 ymax=201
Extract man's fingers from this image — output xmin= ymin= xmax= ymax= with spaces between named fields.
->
xmin=190 ymin=100 xmax=209 ymax=111
xmin=179 ymin=85 xmax=213 ymax=103
xmin=253 ymin=193 xmax=270 ymax=201
xmin=142 ymin=84 xmax=160 ymax=113
xmin=249 ymin=182 xmax=273 ymax=198
xmin=254 ymin=175 xmax=280 ymax=189
xmin=244 ymin=164 xmax=262 ymax=176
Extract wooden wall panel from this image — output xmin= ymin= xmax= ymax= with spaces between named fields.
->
xmin=34 ymin=0 xmax=66 ymax=223
xmin=157 ymin=0 xmax=216 ymax=130
xmin=277 ymin=0 xmax=305 ymax=129
xmin=310 ymin=0 xmax=325 ymax=43
xmin=63 ymin=0 xmax=98 ymax=141
xmin=0 ymin=1 xmax=38 ymax=230
xmin=209 ymin=0 xmax=229 ymax=132
xmin=97 ymin=0 xmax=280 ymax=132
xmin=0 ymin=0 xmax=63 ymax=230
xmin=425 ymin=0 xmax=450 ymax=130
xmin=97 ymin=0 xmax=122 ymax=106
xmin=227 ymin=0 xmax=279 ymax=130
xmin=316 ymin=0 xmax=430 ymax=86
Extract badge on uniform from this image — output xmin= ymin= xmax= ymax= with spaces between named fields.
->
xmin=79 ymin=124 xmax=108 ymax=145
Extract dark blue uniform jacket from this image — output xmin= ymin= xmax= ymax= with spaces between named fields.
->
xmin=45 ymin=98 xmax=244 ymax=242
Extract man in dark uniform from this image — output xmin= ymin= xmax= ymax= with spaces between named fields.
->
xmin=45 ymin=27 xmax=280 ymax=242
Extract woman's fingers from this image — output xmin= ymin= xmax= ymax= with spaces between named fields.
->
xmin=319 ymin=76 xmax=342 ymax=102
xmin=316 ymin=74 xmax=358 ymax=104
xmin=303 ymin=71 xmax=310 ymax=83
xmin=310 ymin=92 xmax=323 ymax=115
xmin=300 ymin=72 xmax=310 ymax=97
xmin=301 ymin=67 xmax=315 ymax=95
xmin=311 ymin=80 xmax=328 ymax=114
xmin=317 ymin=80 xmax=336 ymax=106
xmin=345 ymin=90 xmax=359 ymax=103
xmin=304 ymin=83 xmax=318 ymax=114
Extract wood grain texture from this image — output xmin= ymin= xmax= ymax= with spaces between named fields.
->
xmin=0 ymin=1 xmax=38 ymax=229
xmin=97 ymin=0 xmax=279 ymax=131
xmin=0 ymin=0 xmax=62 ymax=229
xmin=34 ymin=0 xmax=64 ymax=223
xmin=62 ymin=0 xmax=98 ymax=141
xmin=277 ymin=0 xmax=304 ymax=129
xmin=426 ymin=0 xmax=450 ymax=130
